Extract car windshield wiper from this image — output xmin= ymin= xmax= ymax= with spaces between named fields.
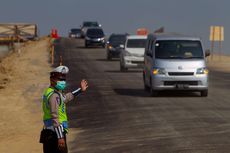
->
xmin=156 ymin=57 xmax=180 ymax=59
xmin=168 ymin=56 xmax=184 ymax=59
xmin=182 ymin=56 xmax=203 ymax=59
xmin=156 ymin=56 xmax=203 ymax=59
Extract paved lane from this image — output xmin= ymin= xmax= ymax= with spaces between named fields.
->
xmin=54 ymin=38 xmax=230 ymax=153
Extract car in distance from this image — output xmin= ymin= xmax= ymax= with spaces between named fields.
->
xmin=80 ymin=21 xmax=101 ymax=38
xmin=120 ymin=35 xmax=147 ymax=71
xmin=106 ymin=33 xmax=128 ymax=60
xmin=85 ymin=27 xmax=105 ymax=48
xmin=69 ymin=28 xmax=81 ymax=38
xmin=143 ymin=33 xmax=210 ymax=97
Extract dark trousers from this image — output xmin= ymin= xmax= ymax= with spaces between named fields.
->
xmin=40 ymin=129 xmax=68 ymax=153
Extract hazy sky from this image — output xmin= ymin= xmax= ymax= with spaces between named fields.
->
xmin=0 ymin=0 xmax=229 ymax=54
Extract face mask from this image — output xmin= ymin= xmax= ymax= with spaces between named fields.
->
xmin=55 ymin=81 xmax=66 ymax=90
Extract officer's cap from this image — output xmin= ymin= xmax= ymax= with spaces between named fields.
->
xmin=50 ymin=66 xmax=69 ymax=79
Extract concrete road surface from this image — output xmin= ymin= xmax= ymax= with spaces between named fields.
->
xmin=53 ymin=38 xmax=230 ymax=153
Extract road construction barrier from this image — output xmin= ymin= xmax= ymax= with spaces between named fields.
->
xmin=137 ymin=28 xmax=148 ymax=35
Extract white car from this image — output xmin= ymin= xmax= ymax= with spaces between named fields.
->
xmin=120 ymin=35 xmax=147 ymax=71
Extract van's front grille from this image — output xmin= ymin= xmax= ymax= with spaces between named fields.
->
xmin=168 ymin=72 xmax=194 ymax=76
xmin=164 ymin=81 xmax=198 ymax=86
xmin=132 ymin=61 xmax=144 ymax=64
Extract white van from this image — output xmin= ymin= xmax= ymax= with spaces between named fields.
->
xmin=143 ymin=33 xmax=210 ymax=97
xmin=120 ymin=35 xmax=147 ymax=71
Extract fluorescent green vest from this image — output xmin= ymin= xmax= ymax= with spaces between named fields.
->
xmin=42 ymin=87 xmax=68 ymax=130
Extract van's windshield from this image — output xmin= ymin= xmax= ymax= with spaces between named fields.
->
xmin=127 ymin=39 xmax=146 ymax=48
xmin=87 ymin=29 xmax=104 ymax=37
xmin=155 ymin=40 xmax=204 ymax=59
xmin=109 ymin=35 xmax=126 ymax=44
xmin=83 ymin=22 xmax=99 ymax=27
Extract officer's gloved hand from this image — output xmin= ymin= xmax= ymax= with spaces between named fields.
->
xmin=81 ymin=79 xmax=88 ymax=91
xmin=58 ymin=138 xmax=65 ymax=151
xmin=72 ymin=79 xmax=88 ymax=96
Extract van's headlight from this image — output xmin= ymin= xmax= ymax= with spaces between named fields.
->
xmin=98 ymin=37 xmax=105 ymax=41
xmin=108 ymin=45 xmax=113 ymax=49
xmin=85 ymin=36 xmax=91 ymax=40
xmin=124 ymin=50 xmax=132 ymax=56
xmin=196 ymin=67 xmax=209 ymax=75
xmin=152 ymin=68 xmax=166 ymax=75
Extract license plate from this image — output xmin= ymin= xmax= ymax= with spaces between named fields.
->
xmin=176 ymin=84 xmax=189 ymax=89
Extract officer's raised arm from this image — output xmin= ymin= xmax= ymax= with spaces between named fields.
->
xmin=64 ymin=79 xmax=88 ymax=104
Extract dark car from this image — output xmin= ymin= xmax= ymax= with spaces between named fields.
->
xmin=106 ymin=33 xmax=128 ymax=60
xmin=69 ymin=28 xmax=81 ymax=38
xmin=85 ymin=27 xmax=105 ymax=48
xmin=81 ymin=21 xmax=101 ymax=38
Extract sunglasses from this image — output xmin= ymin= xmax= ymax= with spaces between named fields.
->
xmin=57 ymin=78 xmax=66 ymax=81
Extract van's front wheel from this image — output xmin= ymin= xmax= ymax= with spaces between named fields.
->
xmin=200 ymin=90 xmax=208 ymax=97
xmin=107 ymin=52 xmax=112 ymax=60
xmin=120 ymin=58 xmax=128 ymax=71
xmin=143 ymin=73 xmax=149 ymax=91
xmin=150 ymin=79 xmax=158 ymax=97
xmin=120 ymin=63 xmax=127 ymax=72
xmin=85 ymin=42 xmax=88 ymax=48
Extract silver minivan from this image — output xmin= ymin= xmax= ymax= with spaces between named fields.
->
xmin=143 ymin=33 xmax=210 ymax=97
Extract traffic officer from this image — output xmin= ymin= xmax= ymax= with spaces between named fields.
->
xmin=40 ymin=65 xmax=88 ymax=153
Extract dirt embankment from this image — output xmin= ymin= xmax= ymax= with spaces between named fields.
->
xmin=0 ymin=38 xmax=51 ymax=153
xmin=207 ymin=54 xmax=230 ymax=72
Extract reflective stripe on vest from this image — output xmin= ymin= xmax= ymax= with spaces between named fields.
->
xmin=42 ymin=87 xmax=68 ymax=130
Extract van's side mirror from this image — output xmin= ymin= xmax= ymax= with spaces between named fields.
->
xmin=148 ymin=53 xmax=153 ymax=57
xmin=120 ymin=44 xmax=125 ymax=49
xmin=205 ymin=49 xmax=211 ymax=57
xmin=146 ymin=51 xmax=153 ymax=57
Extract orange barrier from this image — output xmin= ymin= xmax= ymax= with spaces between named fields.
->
xmin=51 ymin=28 xmax=59 ymax=39
xmin=137 ymin=28 xmax=148 ymax=35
